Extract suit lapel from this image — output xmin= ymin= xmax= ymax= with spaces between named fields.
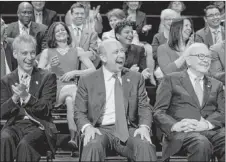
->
xmin=122 ymin=68 xmax=132 ymax=114
xmin=95 ymin=68 xmax=106 ymax=113
xmin=68 ymin=26 xmax=78 ymax=48
xmin=221 ymin=26 xmax=225 ymax=40
xmin=29 ymin=67 xmax=40 ymax=96
xmin=180 ymin=71 xmax=201 ymax=108
xmin=29 ymin=22 xmax=36 ymax=37
xmin=205 ymin=27 xmax=213 ymax=47
xmin=13 ymin=22 xmax=20 ymax=37
xmin=79 ymin=27 xmax=89 ymax=47
xmin=125 ymin=45 xmax=136 ymax=68
xmin=201 ymin=76 xmax=212 ymax=109
xmin=42 ymin=9 xmax=48 ymax=25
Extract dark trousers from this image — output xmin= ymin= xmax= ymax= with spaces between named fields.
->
xmin=181 ymin=128 xmax=225 ymax=162
xmin=80 ymin=125 xmax=157 ymax=162
xmin=1 ymin=119 xmax=46 ymax=162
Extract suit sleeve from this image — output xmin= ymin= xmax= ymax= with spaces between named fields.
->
xmin=74 ymin=76 xmax=90 ymax=132
xmin=209 ymin=46 xmax=225 ymax=83
xmin=206 ymin=82 xmax=225 ymax=128
xmin=157 ymin=45 xmax=181 ymax=75
xmin=138 ymin=46 xmax=147 ymax=72
xmin=153 ymin=75 xmax=177 ymax=136
xmin=138 ymin=74 xmax=153 ymax=130
xmin=0 ymin=79 xmax=20 ymax=119
xmin=151 ymin=34 xmax=160 ymax=62
xmin=24 ymin=73 xmax=57 ymax=119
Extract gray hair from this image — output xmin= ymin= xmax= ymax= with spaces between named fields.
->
xmin=160 ymin=9 xmax=179 ymax=20
xmin=12 ymin=34 xmax=36 ymax=52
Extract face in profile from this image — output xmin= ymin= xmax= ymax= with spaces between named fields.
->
xmin=116 ymin=25 xmax=133 ymax=45
xmin=171 ymin=1 xmax=183 ymax=13
xmin=13 ymin=42 xmax=36 ymax=73
xmin=109 ymin=16 xmax=123 ymax=29
xmin=71 ymin=7 xmax=86 ymax=26
xmin=101 ymin=41 xmax=125 ymax=73
xmin=181 ymin=19 xmax=192 ymax=42
xmin=17 ymin=3 xmax=33 ymax=26
xmin=31 ymin=1 xmax=45 ymax=11
xmin=188 ymin=46 xmax=211 ymax=74
xmin=127 ymin=1 xmax=139 ymax=10
xmin=54 ymin=24 xmax=68 ymax=42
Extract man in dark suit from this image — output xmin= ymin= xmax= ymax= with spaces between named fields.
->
xmin=0 ymin=34 xmax=58 ymax=162
xmin=6 ymin=2 xmax=47 ymax=55
xmin=74 ymin=39 xmax=157 ymax=161
xmin=195 ymin=5 xmax=225 ymax=47
xmin=68 ymin=3 xmax=100 ymax=69
xmin=154 ymin=43 xmax=225 ymax=162
xmin=31 ymin=1 xmax=58 ymax=27
xmin=209 ymin=40 xmax=225 ymax=84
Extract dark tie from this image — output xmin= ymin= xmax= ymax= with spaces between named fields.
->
xmin=1 ymin=45 xmax=6 ymax=78
xmin=113 ymin=74 xmax=129 ymax=142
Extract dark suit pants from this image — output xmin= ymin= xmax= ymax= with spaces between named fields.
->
xmin=1 ymin=119 xmax=46 ymax=162
xmin=80 ymin=125 xmax=157 ymax=162
xmin=181 ymin=128 xmax=225 ymax=162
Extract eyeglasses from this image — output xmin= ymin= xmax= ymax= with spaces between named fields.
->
xmin=190 ymin=54 xmax=212 ymax=60
xmin=206 ymin=13 xmax=221 ymax=19
xmin=20 ymin=11 xmax=33 ymax=16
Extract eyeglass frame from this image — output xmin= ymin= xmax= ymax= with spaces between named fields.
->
xmin=206 ymin=12 xmax=221 ymax=19
xmin=189 ymin=53 xmax=212 ymax=61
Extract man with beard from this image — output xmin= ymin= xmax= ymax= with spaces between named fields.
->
xmin=6 ymin=2 xmax=47 ymax=55
xmin=195 ymin=5 xmax=225 ymax=47
xmin=154 ymin=43 xmax=225 ymax=162
xmin=74 ymin=39 xmax=157 ymax=161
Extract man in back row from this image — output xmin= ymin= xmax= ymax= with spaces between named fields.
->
xmin=154 ymin=43 xmax=225 ymax=162
xmin=74 ymin=39 xmax=157 ymax=161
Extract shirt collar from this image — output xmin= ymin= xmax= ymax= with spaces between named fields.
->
xmin=102 ymin=65 xmax=121 ymax=81
xmin=72 ymin=23 xmax=83 ymax=30
xmin=34 ymin=10 xmax=43 ymax=16
xmin=209 ymin=26 xmax=221 ymax=33
xmin=187 ymin=69 xmax=204 ymax=81
xmin=18 ymin=66 xmax=32 ymax=80
xmin=18 ymin=20 xmax=31 ymax=29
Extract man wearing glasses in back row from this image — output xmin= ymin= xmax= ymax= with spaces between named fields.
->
xmin=154 ymin=43 xmax=225 ymax=162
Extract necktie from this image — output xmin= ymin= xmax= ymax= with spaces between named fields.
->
xmin=194 ymin=77 xmax=203 ymax=106
xmin=213 ymin=30 xmax=220 ymax=44
xmin=1 ymin=45 xmax=6 ymax=78
xmin=36 ymin=12 xmax=42 ymax=24
xmin=22 ymin=26 xmax=28 ymax=35
xmin=113 ymin=74 xmax=129 ymax=142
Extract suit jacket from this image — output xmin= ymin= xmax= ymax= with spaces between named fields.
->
xmin=135 ymin=10 xmax=148 ymax=41
xmin=32 ymin=8 xmax=58 ymax=27
xmin=124 ymin=44 xmax=147 ymax=72
xmin=157 ymin=43 xmax=187 ymax=75
xmin=195 ymin=26 xmax=225 ymax=47
xmin=153 ymin=70 xmax=225 ymax=160
xmin=74 ymin=67 xmax=153 ymax=134
xmin=209 ymin=41 xmax=225 ymax=84
xmin=6 ymin=21 xmax=47 ymax=55
xmin=68 ymin=25 xmax=99 ymax=68
xmin=0 ymin=67 xmax=58 ymax=154
xmin=3 ymin=38 xmax=17 ymax=72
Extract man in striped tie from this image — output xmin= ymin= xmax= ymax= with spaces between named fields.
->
xmin=75 ymin=39 xmax=157 ymax=161
xmin=154 ymin=43 xmax=225 ymax=162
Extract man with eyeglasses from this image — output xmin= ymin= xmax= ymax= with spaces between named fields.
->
xmin=6 ymin=2 xmax=47 ymax=55
xmin=195 ymin=5 xmax=225 ymax=47
xmin=154 ymin=43 xmax=225 ymax=162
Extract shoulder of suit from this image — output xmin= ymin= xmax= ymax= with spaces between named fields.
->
xmin=210 ymin=42 xmax=223 ymax=51
xmin=32 ymin=22 xmax=48 ymax=30
xmin=45 ymin=8 xmax=57 ymax=15
xmin=137 ymin=10 xmax=146 ymax=17
xmin=167 ymin=71 xmax=184 ymax=79
xmin=196 ymin=27 xmax=206 ymax=35
xmin=7 ymin=21 xmax=17 ymax=28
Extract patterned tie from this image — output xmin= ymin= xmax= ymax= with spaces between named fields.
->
xmin=194 ymin=77 xmax=203 ymax=106
xmin=113 ymin=74 xmax=129 ymax=142
xmin=213 ymin=30 xmax=220 ymax=44
xmin=1 ymin=45 xmax=6 ymax=78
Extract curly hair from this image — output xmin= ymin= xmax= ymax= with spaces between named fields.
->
xmin=47 ymin=22 xmax=72 ymax=48
xmin=114 ymin=20 xmax=134 ymax=40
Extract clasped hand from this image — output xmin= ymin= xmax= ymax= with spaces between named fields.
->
xmin=172 ymin=118 xmax=209 ymax=133
xmin=134 ymin=126 xmax=152 ymax=144
xmin=11 ymin=83 xmax=29 ymax=102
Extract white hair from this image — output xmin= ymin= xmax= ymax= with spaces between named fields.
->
xmin=160 ymin=9 xmax=179 ymax=20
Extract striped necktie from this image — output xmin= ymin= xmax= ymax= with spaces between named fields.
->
xmin=194 ymin=77 xmax=203 ymax=106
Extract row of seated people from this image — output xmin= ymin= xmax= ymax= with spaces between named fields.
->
xmin=0 ymin=33 xmax=225 ymax=162
xmin=0 ymin=1 xmax=225 ymax=162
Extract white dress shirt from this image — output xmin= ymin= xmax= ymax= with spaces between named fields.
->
xmin=187 ymin=69 xmax=214 ymax=130
xmin=34 ymin=10 xmax=43 ymax=24
xmin=209 ymin=26 xmax=223 ymax=44
xmin=18 ymin=20 xmax=31 ymax=35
